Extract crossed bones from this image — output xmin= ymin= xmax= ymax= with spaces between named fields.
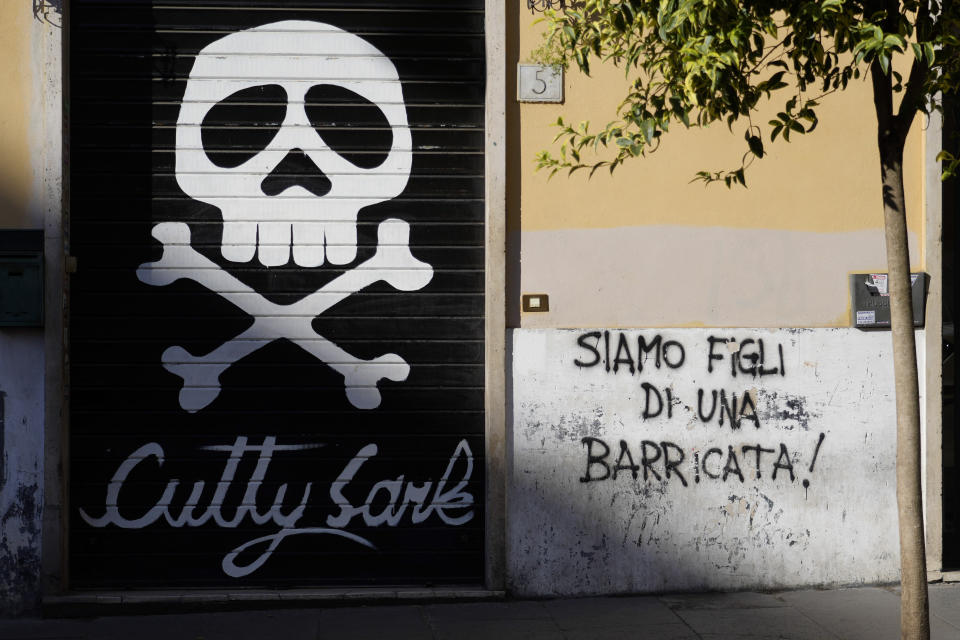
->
xmin=137 ymin=219 xmax=433 ymax=411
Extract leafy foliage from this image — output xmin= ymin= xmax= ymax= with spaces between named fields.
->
xmin=533 ymin=0 xmax=959 ymax=184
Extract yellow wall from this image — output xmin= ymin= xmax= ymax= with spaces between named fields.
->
xmin=0 ymin=2 xmax=34 ymax=227
xmin=512 ymin=10 xmax=926 ymax=328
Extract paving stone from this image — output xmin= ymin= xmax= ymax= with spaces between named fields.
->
xmin=84 ymin=610 xmax=320 ymax=640
xmin=777 ymin=587 xmax=899 ymax=640
xmin=543 ymin=596 xmax=680 ymax=628
xmin=562 ymin=622 xmax=699 ymax=640
xmin=674 ymin=606 xmax=837 ymax=640
xmin=431 ymin=617 xmax=560 ymax=640
xmin=930 ymin=616 xmax=960 ymax=640
xmin=661 ymin=591 xmax=787 ymax=610
xmin=316 ymin=606 xmax=432 ymax=640
xmin=0 ymin=618 xmax=88 ymax=640
xmin=425 ymin=600 xmax=551 ymax=622
xmin=929 ymin=583 xmax=960 ymax=631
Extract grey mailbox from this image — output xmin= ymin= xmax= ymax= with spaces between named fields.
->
xmin=850 ymin=272 xmax=927 ymax=329
xmin=0 ymin=230 xmax=44 ymax=327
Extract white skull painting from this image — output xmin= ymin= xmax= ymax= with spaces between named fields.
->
xmin=138 ymin=21 xmax=432 ymax=411
xmin=175 ymin=20 xmax=413 ymax=267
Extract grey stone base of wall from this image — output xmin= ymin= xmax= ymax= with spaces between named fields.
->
xmin=43 ymin=587 xmax=505 ymax=618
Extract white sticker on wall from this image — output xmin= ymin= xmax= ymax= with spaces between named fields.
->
xmin=857 ymin=310 xmax=876 ymax=325
xmin=868 ymin=273 xmax=888 ymax=295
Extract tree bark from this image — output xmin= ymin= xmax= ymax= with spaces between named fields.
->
xmin=872 ymin=61 xmax=931 ymax=640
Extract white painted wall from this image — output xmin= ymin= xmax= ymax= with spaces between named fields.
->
xmin=508 ymin=328 xmax=920 ymax=596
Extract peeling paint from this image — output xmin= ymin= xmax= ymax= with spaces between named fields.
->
xmin=758 ymin=391 xmax=818 ymax=430
xmin=0 ymin=483 xmax=41 ymax=616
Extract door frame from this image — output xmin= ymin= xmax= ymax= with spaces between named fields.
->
xmin=47 ymin=0 xmax=510 ymax=593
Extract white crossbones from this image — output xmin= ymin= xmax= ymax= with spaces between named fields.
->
xmin=137 ymin=218 xmax=432 ymax=411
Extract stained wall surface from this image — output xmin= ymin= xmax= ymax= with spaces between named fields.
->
xmin=508 ymin=328 xmax=912 ymax=595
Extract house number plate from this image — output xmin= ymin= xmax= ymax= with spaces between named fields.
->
xmin=517 ymin=64 xmax=563 ymax=103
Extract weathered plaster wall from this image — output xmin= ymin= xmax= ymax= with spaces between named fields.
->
xmin=0 ymin=1 xmax=62 ymax=616
xmin=511 ymin=11 xmax=926 ymax=329
xmin=517 ymin=226 xmax=919 ymax=329
xmin=508 ymin=328 xmax=917 ymax=596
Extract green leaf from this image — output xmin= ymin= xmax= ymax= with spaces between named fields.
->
xmin=641 ymin=118 xmax=656 ymax=143
xmin=924 ymin=42 xmax=935 ymax=65
xmin=747 ymin=135 xmax=765 ymax=158
xmin=883 ymin=34 xmax=906 ymax=51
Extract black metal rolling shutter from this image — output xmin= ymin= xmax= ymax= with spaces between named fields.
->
xmin=69 ymin=0 xmax=485 ymax=588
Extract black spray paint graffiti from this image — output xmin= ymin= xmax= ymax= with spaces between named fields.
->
xmin=575 ymin=332 xmax=686 ymax=373
xmin=571 ymin=332 xmax=827 ymax=493
xmin=579 ymin=435 xmax=826 ymax=488
xmin=574 ymin=332 xmax=784 ymax=377
xmin=574 ymin=332 xmax=792 ymax=429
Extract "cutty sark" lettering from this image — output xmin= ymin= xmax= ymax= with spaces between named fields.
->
xmin=79 ymin=436 xmax=475 ymax=577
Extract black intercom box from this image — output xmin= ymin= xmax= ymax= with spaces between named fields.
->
xmin=850 ymin=272 xmax=927 ymax=329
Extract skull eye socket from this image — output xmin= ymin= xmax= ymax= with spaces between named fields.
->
xmin=305 ymin=84 xmax=393 ymax=169
xmin=201 ymin=84 xmax=287 ymax=168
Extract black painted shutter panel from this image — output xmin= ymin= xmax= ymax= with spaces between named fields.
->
xmin=70 ymin=0 xmax=485 ymax=588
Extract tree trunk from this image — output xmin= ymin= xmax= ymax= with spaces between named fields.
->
xmin=877 ymin=120 xmax=931 ymax=640
xmin=871 ymin=52 xmax=930 ymax=639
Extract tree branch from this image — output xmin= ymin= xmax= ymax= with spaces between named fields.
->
xmin=871 ymin=58 xmax=895 ymax=131
xmin=894 ymin=56 xmax=930 ymax=141
xmin=892 ymin=0 xmax=933 ymax=141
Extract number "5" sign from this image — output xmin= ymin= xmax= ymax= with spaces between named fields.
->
xmin=517 ymin=64 xmax=563 ymax=103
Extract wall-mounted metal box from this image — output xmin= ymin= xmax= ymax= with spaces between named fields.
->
xmin=0 ymin=230 xmax=44 ymax=327
xmin=850 ymin=272 xmax=927 ymax=329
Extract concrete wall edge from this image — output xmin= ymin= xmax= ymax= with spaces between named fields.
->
xmin=484 ymin=0 xmax=508 ymax=591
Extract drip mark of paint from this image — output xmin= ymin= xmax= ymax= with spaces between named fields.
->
xmin=802 ymin=432 xmax=826 ymax=491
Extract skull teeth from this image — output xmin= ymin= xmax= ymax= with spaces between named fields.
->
xmin=175 ymin=20 xmax=413 ymax=267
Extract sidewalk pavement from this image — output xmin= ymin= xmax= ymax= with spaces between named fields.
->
xmin=2 ymin=583 xmax=960 ymax=640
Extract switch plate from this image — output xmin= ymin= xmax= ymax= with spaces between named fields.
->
xmin=522 ymin=294 xmax=550 ymax=312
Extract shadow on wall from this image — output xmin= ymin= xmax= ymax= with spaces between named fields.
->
xmin=505 ymin=0 xmax=523 ymax=329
